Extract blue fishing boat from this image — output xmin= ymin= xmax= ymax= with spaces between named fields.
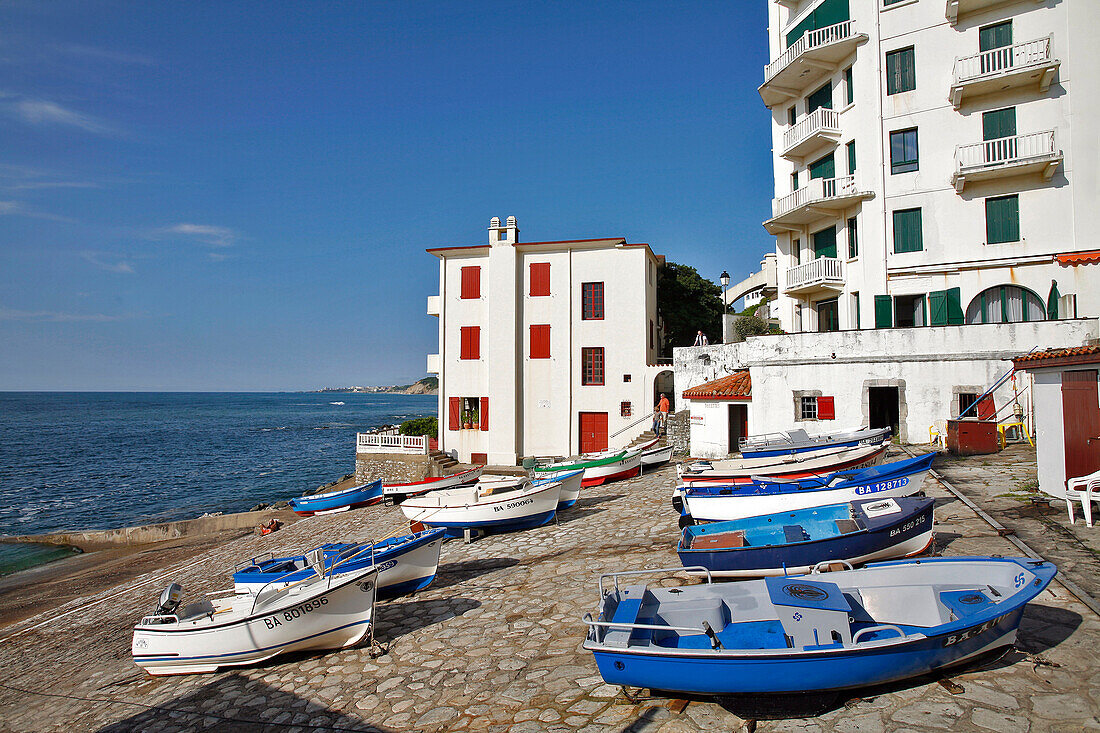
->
xmin=679 ymin=453 xmax=935 ymax=523
xmin=289 ymin=479 xmax=383 ymax=516
xmin=582 ymin=556 xmax=1056 ymax=695
xmin=233 ymin=528 xmax=445 ymax=600
xmin=677 ymin=497 xmax=935 ymax=577
xmin=739 ymin=426 xmax=891 ymax=459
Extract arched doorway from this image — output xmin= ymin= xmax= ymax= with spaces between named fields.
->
xmin=653 ymin=370 xmax=674 ymax=412
xmin=965 ymin=285 xmax=1046 ymax=324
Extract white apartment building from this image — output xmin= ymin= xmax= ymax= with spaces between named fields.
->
xmin=426 ymin=217 xmax=666 ymax=465
xmin=759 ymin=0 xmax=1099 ymax=334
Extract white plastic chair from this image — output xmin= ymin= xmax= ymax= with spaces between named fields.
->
xmin=1066 ymin=469 xmax=1100 ymax=527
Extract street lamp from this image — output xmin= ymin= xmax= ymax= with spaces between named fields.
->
xmin=719 ymin=271 xmax=730 ymax=312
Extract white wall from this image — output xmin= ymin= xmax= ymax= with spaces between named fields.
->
xmin=689 ymin=400 xmax=752 ymax=459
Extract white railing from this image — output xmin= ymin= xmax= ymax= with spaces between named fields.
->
xmin=953 ymin=36 xmax=1052 ymax=84
xmin=357 ymin=433 xmax=428 ymax=455
xmin=782 ymin=107 xmax=840 ymax=154
xmin=765 ymin=21 xmax=856 ymax=82
xmin=786 ymin=257 xmax=843 ymax=291
xmin=772 ymin=175 xmax=858 ymax=219
xmin=955 ymin=130 xmax=1057 ymax=172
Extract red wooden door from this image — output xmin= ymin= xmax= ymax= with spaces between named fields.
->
xmin=579 ymin=412 xmax=608 ymax=454
xmin=1062 ymin=370 xmax=1100 ymax=480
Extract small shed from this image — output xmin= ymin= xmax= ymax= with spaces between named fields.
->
xmin=1013 ymin=345 xmax=1100 ymax=499
xmin=682 ymin=371 xmax=752 ymax=459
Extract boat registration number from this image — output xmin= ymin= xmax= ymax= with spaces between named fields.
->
xmin=263 ymin=597 xmax=328 ymax=629
xmin=494 ymin=498 xmax=533 ymax=512
xmin=943 ymin=612 xmax=1008 ymax=646
xmin=889 ymin=514 xmax=927 ymax=537
xmin=855 ymin=477 xmax=909 ymax=495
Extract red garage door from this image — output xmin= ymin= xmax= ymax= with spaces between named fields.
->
xmin=579 ymin=412 xmax=608 ymax=454
xmin=1062 ymin=370 xmax=1100 ymax=480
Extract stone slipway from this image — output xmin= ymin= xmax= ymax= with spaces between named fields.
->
xmin=0 ymin=452 xmax=1098 ymax=732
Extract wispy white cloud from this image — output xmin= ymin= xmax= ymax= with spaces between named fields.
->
xmin=157 ymin=223 xmax=239 ymax=248
xmin=12 ymin=97 xmax=114 ymax=135
xmin=81 ymin=251 xmax=135 ymax=274
xmin=0 ymin=199 xmax=73 ymax=222
xmin=0 ymin=304 xmax=127 ymax=323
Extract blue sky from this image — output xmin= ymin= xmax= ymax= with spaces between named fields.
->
xmin=0 ymin=1 xmax=773 ymax=391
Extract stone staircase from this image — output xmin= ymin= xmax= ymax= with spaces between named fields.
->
xmin=427 ymin=449 xmax=461 ymax=477
xmin=626 ymin=430 xmax=666 ymax=449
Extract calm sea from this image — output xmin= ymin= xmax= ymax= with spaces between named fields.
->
xmin=0 ymin=392 xmax=437 ymax=575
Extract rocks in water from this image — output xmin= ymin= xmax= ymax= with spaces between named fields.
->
xmin=249 ymin=503 xmax=270 ymax=512
xmin=273 ymin=501 xmax=290 ymax=509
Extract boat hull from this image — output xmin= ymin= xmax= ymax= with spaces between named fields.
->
xmin=289 ymin=480 xmax=383 ymax=516
xmin=533 ymin=450 xmax=641 ymax=487
xmin=534 ymin=470 xmax=584 ymax=509
xmin=640 ymin=445 xmax=674 ymax=468
xmin=399 ymin=481 xmax=561 ymax=536
xmin=740 ymin=427 xmax=891 ymax=459
xmin=678 ymin=445 xmax=887 ymax=486
xmin=382 ymin=466 xmax=483 ymax=504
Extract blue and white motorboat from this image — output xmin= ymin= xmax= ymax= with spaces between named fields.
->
xmin=232 ymin=528 xmax=445 ymax=601
xmin=289 ymin=479 xmax=383 ymax=516
xmin=679 ymin=453 xmax=934 ymax=523
xmin=739 ymin=426 xmax=891 ymax=459
xmin=532 ymin=469 xmax=585 ymax=510
xmin=399 ymin=476 xmax=563 ymax=537
xmin=582 ymin=556 xmax=1056 ymax=694
xmin=677 ymin=497 xmax=935 ymax=577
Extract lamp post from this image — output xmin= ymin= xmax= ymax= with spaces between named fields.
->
xmin=719 ymin=271 xmax=731 ymax=344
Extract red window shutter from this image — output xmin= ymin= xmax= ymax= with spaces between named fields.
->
xmin=530 ymin=324 xmax=550 ymax=359
xmin=530 ymin=263 xmax=550 ymax=296
xmin=460 ymin=326 xmax=480 ymax=360
xmin=976 ymin=395 xmax=995 ymax=420
xmin=818 ymin=396 xmax=835 ymax=420
xmin=480 ymin=397 xmax=489 ymax=431
xmin=448 ymin=397 xmax=461 ymax=431
xmin=460 ymin=266 xmax=480 ymax=299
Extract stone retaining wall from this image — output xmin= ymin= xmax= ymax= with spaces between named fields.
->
xmin=666 ymin=409 xmax=690 ymax=454
xmin=354 ymin=452 xmax=432 ymax=485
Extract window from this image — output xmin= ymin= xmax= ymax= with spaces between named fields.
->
xmin=800 ymin=396 xmax=818 ymax=420
xmin=874 ymin=295 xmax=892 ymax=328
xmin=581 ymin=282 xmax=604 ymax=320
xmin=852 ymin=292 xmax=861 ymax=329
xmin=965 ymin=285 xmax=1046 ymax=324
xmin=792 ymin=237 xmax=801 ymax=265
xmin=886 ymin=47 xmax=915 ymax=95
xmin=847 ymin=216 xmax=858 ymax=258
xmin=929 ymin=288 xmax=964 ymax=326
xmin=450 ymin=396 xmax=484 ymax=430
xmin=649 ymin=320 xmax=654 ymax=349
xmin=844 ymin=67 xmax=854 ymax=106
xmin=623 ymin=374 xmax=632 ymax=382
xmin=621 ymin=401 xmax=632 ymax=418
xmin=813 ymin=225 xmax=837 ymax=259
xmin=884 ymin=0 xmax=907 ymax=5
xmin=807 ymin=82 xmax=832 ymax=113
xmin=958 ymin=393 xmax=980 ymax=417
xmin=581 ymin=347 xmax=604 ymax=385
xmin=980 ymin=21 xmax=1013 ymax=75
xmin=894 ymin=294 xmax=926 ymax=328
xmin=893 ymin=208 xmax=923 ymax=253
xmin=784 ymin=0 xmax=850 ymax=47
xmin=788 ymin=106 xmax=797 ymax=126
xmin=982 ymin=108 xmax=1017 ymax=162
xmin=808 ymin=152 xmax=835 ymax=181
xmin=791 ymin=171 xmax=799 ymax=192
xmin=890 ymin=128 xmax=919 ymax=174
xmin=817 ymin=298 xmax=839 ymax=332
xmin=986 ymin=195 xmax=1020 ymax=244
xmin=846 ymin=140 xmax=856 ymax=175
xmin=460 ymin=266 xmax=480 ymax=299
xmin=529 ymin=262 xmax=550 ymax=296
xmin=459 ymin=326 xmax=480 ymax=360
xmin=530 ymin=324 xmax=550 ymax=359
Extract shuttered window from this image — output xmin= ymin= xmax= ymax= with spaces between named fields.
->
xmin=844 ymin=67 xmax=854 ymax=105
xmin=459 ymin=326 xmax=480 ymax=360
xmin=893 ymin=208 xmax=923 ymax=253
xmin=784 ymin=0 xmax=850 ymax=47
xmin=807 ymin=82 xmax=833 ymax=113
xmin=846 ymin=140 xmax=856 ymax=175
xmin=581 ymin=282 xmax=604 ymax=320
xmin=788 ymin=106 xmax=797 ymax=126
xmin=813 ymin=225 xmax=837 ymax=259
xmin=448 ymin=397 xmax=461 ymax=431
xmin=874 ymin=295 xmax=893 ymax=328
xmin=986 ymin=195 xmax=1020 ymax=244
xmin=530 ymin=324 xmax=551 ymax=359
xmin=847 ymin=216 xmax=858 ymax=258
xmin=480 ymin=397 xmax=489 ymax=431
xmin=818 ymin=396 xmax=836 ymax=420
xmin=809 ymin=152 xmax=835 ymax=181
xmin=529 ymin=262 xmax=550 ymax=296
xmin=886 ymin=47 xmax=915 ymax=95
xmin=928 ymin=288 xmax=964 ymax=326
xmin=581 ymin=347 xmax=604 ymax=386
xmin=979 ymin=21 xmax=1012 ymax=52
xmin=890 ymin=128 xmax=919 ymax=174
xmin=460 ymin=266 xmax=480 ymax=299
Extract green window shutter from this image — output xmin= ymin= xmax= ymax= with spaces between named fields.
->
xmin=874 ymin=295 xmax=893 ymax=328
xmin=946 ymin=287 xmax=964 ymax=325
xmin=886 ymin=50 xmax=897 ymax=94
xmin=847 ymin=140 xmax=856 ymax=174
xmin=813 ymin=226 xmax=837 ymax=259
xmin=983 ymin=108 xmax=1016 ymax=141
xmin=986 ymin=195 xmax=1020 ymax=244
xmin=886 ymin=48 xmax=915 ymax=95
xmin=786 ymin=14 xmax=817 ymax=48
xmin=847 ymin=216 xmax=858 ymax=258
xmin=785 ymin=0 xmax=851 ymax=47
xmin=809 ymin=152 xmax=835 ymax=180
xmin=788 ymin=106 xmax=797 ymax=126
xmin=893 ymin=208 xmax=923 ymax=253
xmin=845 ymin=67 xmax=854 ymax=105
xmin=929 ymin=290 xmax=948 ymax=326
xmin=807 ymin=82 xmax=833 ymax=112
xmin=980 ymin=21 xmax=1012 ymax=52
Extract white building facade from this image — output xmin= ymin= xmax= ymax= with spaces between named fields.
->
xmin=427 ymin=217 xmax=666 ymax=465
xmin=760 ymin=0 xmax=1099 ymax=335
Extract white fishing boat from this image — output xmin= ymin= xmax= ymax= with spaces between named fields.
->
xmin=534 ymin=450 xmax=641 ymax=487
xmin=677 ymin=444 xmax=888 ymax=486
xmin=640 ymin=443 xmax=674 ymax=468
xmin=398 ymin=476 xmax=563 ymax=535
xmin=739 ymin=426 xmax=891 ymax=458
xmin=382 ymin=465 xmax=484 ymax=504
xmin=533 ymin=469 xmax=584 ymax=509
xmin=132 ymin=556 xmax=379 ymax=676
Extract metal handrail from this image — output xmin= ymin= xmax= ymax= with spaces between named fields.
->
xmin=598 ymin=565 xmax=713 ymax=598
xmin=609 ymin=412 xmax=657 ymax=440
xmin=811 ymin=559 xmax=854 ymax=574
xmin=852 ymin=624 xmax=906 ymax=644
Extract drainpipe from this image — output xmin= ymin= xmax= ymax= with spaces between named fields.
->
xmin=875 ymin=6 xmax=890 ymax=311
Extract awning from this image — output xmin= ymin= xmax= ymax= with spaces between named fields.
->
xmin=1056 ymin=250 xmax=1100 ymax=265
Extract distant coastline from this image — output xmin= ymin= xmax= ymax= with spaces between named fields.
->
xmin=310 ymin=376 xmax=438 ymax=396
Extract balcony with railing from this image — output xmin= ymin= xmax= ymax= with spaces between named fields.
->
xmin=952 ymin=130 xmax=1062 ymax=192
xmin=357 ymin=433 xmax=428 ymax=455
xmin=783 ymin=257 xmax=844 ymax=297
xmin=764 ymin=175 xmax=873 ymax=234
xmin=759 ymin=21 xmax=867 ymax=108
xmin=781 ymin=107 xmax=841 ymax=160
xmin=426 ymin=295 xmax=441 ymax=316
xmin=946 ymin=0 xmax=1042 ymax=25
xmin=950 ymin=36 xmax=1058 ymax=108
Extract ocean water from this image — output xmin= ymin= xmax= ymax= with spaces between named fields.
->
xmin=0 ymin=392 xmax=436 ymax=575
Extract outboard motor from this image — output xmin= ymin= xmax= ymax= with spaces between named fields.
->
xmin=154 ymin=583 xmax=183 ymax=616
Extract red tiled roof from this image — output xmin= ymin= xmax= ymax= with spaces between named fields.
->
xmin=1013 ymin=344 xmax=1100 ymax=370
xmin=682 ymin=370 xmax=751 ymax=400
xmin=1056 ymin=250 xmax=1100 ymax=265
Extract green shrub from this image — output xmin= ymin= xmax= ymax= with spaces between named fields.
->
xmin=734 ymin=314 xmax=768 ymax=340
xmin=400 ymin=416 xmax=438 ymax=437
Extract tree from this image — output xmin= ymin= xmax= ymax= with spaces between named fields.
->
xmin=400 ymin=417 xmax=438 ymax=437
xmin=657 ymin=261 xmax=724 ymax=356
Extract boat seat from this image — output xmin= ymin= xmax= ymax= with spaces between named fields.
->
xmin=782 ymin=525 xmax=807 ymax=543
xmin=690 ymin=530 xmax=747 ymax=550
xmin=602 ymin=584 xmax=649 ymax=647
xmin=654 ymin=596 xmax=730 ymax=635
xmin=176 ymin=599 xmax=216 ymax=621
xmin=939 ymin=589 xmax=996 ymax=620
xmin=835 ymin=519 xmax=861 ymax=535
xmin=766 ymin=576 xmax=852 ymax=648
xmin=855 ymin=585 xmax=950 ymax=628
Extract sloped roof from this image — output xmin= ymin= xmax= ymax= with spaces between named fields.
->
xmin=1013 ymin=344 xmax=1100 ymax=370
xmin=682 ymin=370 xmax=751 ymax=400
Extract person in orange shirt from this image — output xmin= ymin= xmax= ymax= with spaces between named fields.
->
xmin=656 ymin=393 xmax=670 ymax=435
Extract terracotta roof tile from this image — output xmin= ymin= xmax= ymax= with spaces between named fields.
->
xmin=1013 ymin=344 xmax=1100 ymax=369
xmin=682 ymin=370 xmax=751 ymax=400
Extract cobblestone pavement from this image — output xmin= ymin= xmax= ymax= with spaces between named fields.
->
xmin=1 ymin=452 xmax=1098 ymax=732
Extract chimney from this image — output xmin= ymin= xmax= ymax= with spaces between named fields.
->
xmin=488 ymin=216 xmax=519 ymax=246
